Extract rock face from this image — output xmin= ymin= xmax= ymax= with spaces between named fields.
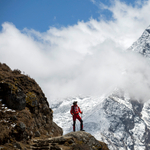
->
xmin=0 ymin=82 xmax=26 ymax=110
xmin=0 ymin=63 xmax=63 ymax=148
xmin=31 ymin=131 xmax=109 ymax=150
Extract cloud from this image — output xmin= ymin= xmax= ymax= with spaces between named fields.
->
xmin=1 ymin=0 xmax=150 ymax=103
xmin=90 ymin=0 xmax=96 ymax=4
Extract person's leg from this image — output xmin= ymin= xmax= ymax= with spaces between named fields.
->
xmin=73 ymin=120 xmax=76 ymax=131
xmin=73 ymin=115 xmax=76 ymax=131
xmin=80 ymin=119 xmax=83 ymax=130
xmin=76 ymin=114 xmax=83 ymax=131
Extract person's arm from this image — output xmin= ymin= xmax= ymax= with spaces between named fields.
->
xmin=78 ymin=106 xmax=82 ymax=114
xmin=70 ymin=106 xmax=74 ymax=115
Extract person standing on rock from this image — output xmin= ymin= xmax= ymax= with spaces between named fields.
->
xmin=70 ymin=101 xmax=84 ymax=132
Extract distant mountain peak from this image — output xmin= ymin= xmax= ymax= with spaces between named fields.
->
xmin=128 ymin=25 xmax=150 ymax=56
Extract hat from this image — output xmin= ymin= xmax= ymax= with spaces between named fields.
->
xmin=73 ymin=101 xmax=77 ymax=104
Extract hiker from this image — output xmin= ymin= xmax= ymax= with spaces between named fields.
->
xmin=70 ymin=101 xmax=84 ymax=132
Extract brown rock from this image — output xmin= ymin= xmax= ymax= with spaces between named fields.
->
xmin=30 ymin=131 xmax=109 ymax=150
xmin=0 ymin=63 xmax=62 ymax=147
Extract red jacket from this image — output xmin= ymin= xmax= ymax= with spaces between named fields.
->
xmin=70 ymin=105 xmax=82 ymax=115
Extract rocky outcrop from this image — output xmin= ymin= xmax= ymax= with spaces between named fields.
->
xmin=31 ymin=131 xmax=109 ymax=150
xmin=0 ymin=63 xmax=109 ymax=150
xmin=0 ymin=63 xmax=62 ymax=148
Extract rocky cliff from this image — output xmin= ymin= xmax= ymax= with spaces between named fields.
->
xmin=0 ymin=63 xmax=63 ymax=149
xmin=0 ymin=63 xmax=109 ymax=150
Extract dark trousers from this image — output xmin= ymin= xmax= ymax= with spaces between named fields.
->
xmin=73 ymin=114 xmax=83 ymax=131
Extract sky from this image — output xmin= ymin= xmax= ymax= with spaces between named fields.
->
xmin=1 ymin=0 xmax=150 ymax=103
xmin=0 ymin=0 xmax=141 ymax=32
xmin=0 ymin=0 xmax=109 ymax=32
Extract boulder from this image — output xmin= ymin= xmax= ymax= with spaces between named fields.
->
xmin=31 ymin=131 xmax=109 ymax=150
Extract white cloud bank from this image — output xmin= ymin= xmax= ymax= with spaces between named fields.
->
xmin=1 ymin=0 xmax=150 ymax=103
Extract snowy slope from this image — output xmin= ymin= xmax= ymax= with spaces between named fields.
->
xmin=52 ymin=25 xmax=150 ymax=150
xmin=52 ymin=90 xmax=150 ymax=150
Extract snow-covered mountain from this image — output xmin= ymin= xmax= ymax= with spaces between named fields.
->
xmin=52 ymin=25 xmax=150 ymax=150
xmin=128 ymin=25 xmax=150 ymax=56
